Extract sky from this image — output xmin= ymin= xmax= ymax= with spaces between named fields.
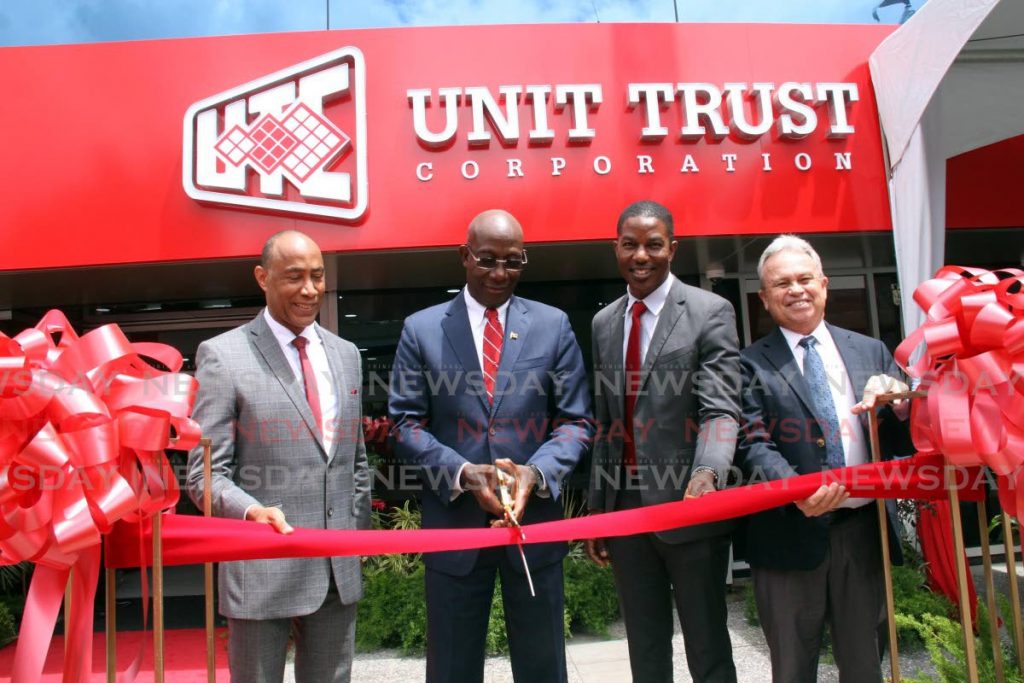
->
xmin=0 ymin=0 xmax=924 ymax=47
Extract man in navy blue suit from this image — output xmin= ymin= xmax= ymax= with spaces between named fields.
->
xmin=389 ymin=209 xmax=593 ymax=683
xmin=739 ymin=235 xmax=912 ymax=683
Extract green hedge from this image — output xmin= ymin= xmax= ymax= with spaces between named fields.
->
xmin=356 ymin=548 xmax=619 ymax=655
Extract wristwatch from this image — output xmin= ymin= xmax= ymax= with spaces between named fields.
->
xmin=528 ymin=464 xmax=546 ymax=492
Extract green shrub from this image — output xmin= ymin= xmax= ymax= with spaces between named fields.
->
xmin=0 ymin=601 xmax=15 ymax=647
xmin=486 ymin=583 xmax=508 ymax=655
xmin=356 ymin=564 xmax=427 ymax=654
xmin=563 ymin=551 xmax=619 ymax=636
xmin=890 ymin=563 xmax=955 ymax=649
xmin=898 ymin=602 xmax=1023 ymax=683
xmin=743 ymin=582 xmax=759 ymax=627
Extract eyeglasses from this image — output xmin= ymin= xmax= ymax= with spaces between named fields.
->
xmin=465 ymin=245 xmax=528 ymax=271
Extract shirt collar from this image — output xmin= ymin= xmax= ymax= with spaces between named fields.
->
xmin=462 ymin=287 xmax=511 ymax=324
xmin=625 ymin=273 xmax=674 ymax=317
xmin=263 ymin=307 xmax=321 ymax=349
xmin=779 ymin=320 xmax=830 ymax=354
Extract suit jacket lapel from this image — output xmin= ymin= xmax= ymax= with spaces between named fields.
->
xmin=321 ymin=329 xmax=349 ymax=462
xmin=602 ymin=296 xmax=628 ymax=421
xmin=250 ymin=314 xmax=325 ymax=453
xmin=639 ymin=278 xmax=686 ymax=391
xmin=441 ymin=295 xmax=490 ymax=412
xmin=760 ymin=327 xmax=820 ymax=421
xmin=492 ymin=296 xmax=529 ymax=414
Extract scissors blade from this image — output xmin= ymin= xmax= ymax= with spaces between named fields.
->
xmin=517 ymin=542 xmax=535 ymax=597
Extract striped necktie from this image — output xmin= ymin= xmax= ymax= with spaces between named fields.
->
xmin=483 ymin=307 xmax=504 ymax=405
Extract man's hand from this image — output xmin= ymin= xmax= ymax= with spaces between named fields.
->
xmin=852 ymin=374 xmax=910 ymax=415
xmin=585 ymin=537 xmax=610 ymax=568
xmin=795 ymin=483 xmax=849 ymax=517
xmin=460 ymin=463 xmax=504 ymax=517
xmin=246 ymin=505 xmax=294 ymax=534
xmin=684 ymin=470 xmax=717 ymax=499
xmin=494 ymin=458 xmax=537 ymax=524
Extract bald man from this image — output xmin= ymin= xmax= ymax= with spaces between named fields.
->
xmin=389 ymin=210 xmax=593 ymax=683
xmin=186 ymin=230 xmax=370 ymax=683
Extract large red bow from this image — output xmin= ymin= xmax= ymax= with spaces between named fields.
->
xmin=895 ymin=266 xmax=1024 ymax=517
xmin=1 ymin=310 xmax=199 ymax=682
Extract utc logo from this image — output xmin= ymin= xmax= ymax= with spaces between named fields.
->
xmin=182 ymin=46 xmax=367 ymax=221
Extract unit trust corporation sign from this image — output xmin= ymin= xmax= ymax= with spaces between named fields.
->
xmin=183 ymin=40 xmax=865 ymax=221
xmin=407 ymin=81 xmax=860 ymax=183
xmin=0 ymin=23 xmax=892 ymax=270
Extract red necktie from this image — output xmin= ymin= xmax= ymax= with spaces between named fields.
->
xmin=623 ymin=300 xmax=647 ymax=472
xmin=483 ymin=307 xmax=504 ymax=405
xmin=292 ymin=336 xmax=322 ymax=435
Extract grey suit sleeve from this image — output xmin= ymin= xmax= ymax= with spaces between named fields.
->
xmin=352 ymin=354 xmax=372 ymax=530
xmin=588 ymin=315 xmax=612 ymax=511
xmin=691 ymin=298 xmax=741 ymax=480
xmin=388 ymin=320 xmax=470 ymax=504
xmin=524 ymin=312 xmax=594 ymax=501
xmin=186 ymin=341 xmax=262 ymax=520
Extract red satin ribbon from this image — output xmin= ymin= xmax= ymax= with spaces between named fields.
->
xmin=894 ymin=266 xmax=1024 ymax=517
xmin=6 ymin=276 xmax=1019 ymax=681
xmin=0 ymin=311 xmax=200 ymax=683
xmin=105 ymin=454 xmax=981 ymax=569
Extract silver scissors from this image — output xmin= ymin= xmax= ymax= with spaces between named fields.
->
xmin=496 ymin=467 xmax=536 ymax=597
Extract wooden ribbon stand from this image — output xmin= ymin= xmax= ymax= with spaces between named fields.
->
xmin=870 ymin=391 xmax=1024 ymax=683
xmin=203 ymin=436 xmax=216 ymax=682
xmin=102 ymin=437 xmax=213 ymax=683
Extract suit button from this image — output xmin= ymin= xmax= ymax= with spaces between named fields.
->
xmin=816 ymin=438 xmax=826 ymax=448
xmin=489 ymin=428 xmax=496 ymax=436
xmin=327 ymin=507 xmax=334 ymax=517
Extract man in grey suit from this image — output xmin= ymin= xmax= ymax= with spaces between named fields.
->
xmin=738 ymin=235 xmax=910 ymax=683
xmin=586 ymin=200 xmax=740 ymax=683
xmin=389 ymin=209 xmax=593 ymax=683
xmin=186 ymin=230 xmax=371 ymax=683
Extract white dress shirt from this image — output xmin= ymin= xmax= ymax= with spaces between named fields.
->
xmin=463 ymin=287 xmax=510 ymax=372
xmin=262 ymin=308 xmax=339 ymax=456
xmin=622 ymin=273 xmax=675 ymax=364
xmin=779 ymin=321 xmax=869 ymax=508
xmin=453 ymin=289 xmax=547 ymax=498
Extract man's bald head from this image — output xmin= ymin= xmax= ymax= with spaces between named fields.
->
xmin=261 ymin=230 xmax=320 ymax=270
xmin=466 ymin=209 xmax=524 ymax=248
xmin=460 ymin=209 xmax=526 ymax=308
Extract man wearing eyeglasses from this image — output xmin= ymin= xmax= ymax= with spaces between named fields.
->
xmin=389 ymin=209 xmax=593 ymax=683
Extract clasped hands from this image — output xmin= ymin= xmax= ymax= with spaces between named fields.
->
xmin=461 ymin=458 xmax=538 ymax=527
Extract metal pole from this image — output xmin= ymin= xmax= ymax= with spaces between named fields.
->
xmin=1002 ymin=512 xmax=1024 ymax=673
xmin=976 ymin=497 xmax=1004 ymax=682
xmin=106 ymin=568 xmax=117 ymax=683
xmin=868 ymin=408 xmax=900 ymax=682
xmin=947 ymin=465 xmax=979 ymax=682
xmin=672 ymin=0 xmax=679 ymax=22
xmin=202 ymin=437 xmax=216 ymax=682
xmin=153 ymin=514 xmax=164 ymax=683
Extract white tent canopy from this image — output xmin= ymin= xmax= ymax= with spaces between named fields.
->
xmin=869 ymin=0 xmax=1024 ymax=334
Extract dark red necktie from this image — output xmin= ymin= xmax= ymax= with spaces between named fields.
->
xmin=292 ymin=336 xmax=322 ymax=435
xmin=483 ymin=307 xmax=504 ymax=405
xmin=623 ymin=300 xmax=647 ymax=472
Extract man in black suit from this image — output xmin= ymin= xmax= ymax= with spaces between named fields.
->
xmin=586 ymin=200 xmax=740 ymax=683
xmin=738 ymin=235 xmax=911 ymax=683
